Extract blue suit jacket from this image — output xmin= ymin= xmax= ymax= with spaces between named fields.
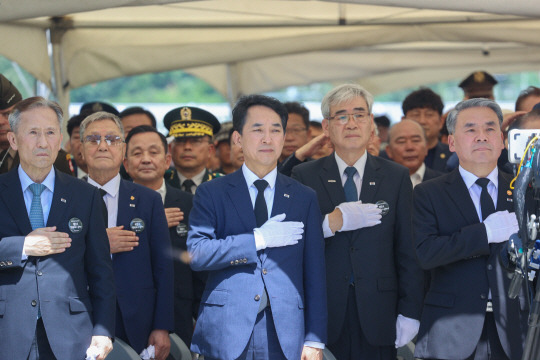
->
xmin=413 ymin=169 xmax=528 ymax=359
xmin=187 ymin=169 xmax=327 ymax=360
xmin=113 ymin=179 xmax=174 ymax=353
xmin=0 ymin=168 xmax=115 ymax=360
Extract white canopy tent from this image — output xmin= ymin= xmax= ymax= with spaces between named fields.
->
xmin=2 ymin=0 xmax=540 ymax=112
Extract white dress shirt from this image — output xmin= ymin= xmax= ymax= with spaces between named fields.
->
xmin=410 ymin=163 xmax=426 ymax=188
xmin=322 ymin=151 xmax=368 ymax=238
xmin=88 ymin=173 xmax=121 ymax=228
xmin=459 ymin=165 xmax=498 ymax=222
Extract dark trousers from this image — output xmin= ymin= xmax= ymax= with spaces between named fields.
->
xmin=424 ymin=312 xmax=508 ymax=360
xmin=206 ymin=307 xmax=286 ymax=360
xmin=27 ymin=318 xmax=56 ymax=360
xmin=328 ymin=285 xmax=396 ymax=360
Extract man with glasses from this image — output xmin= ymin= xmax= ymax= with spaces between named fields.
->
xmin=292 ymin=84 xmax=424 ymax=360
xmin=164 ymin=106 xmax=223 ymax=194
xmin=80 ymin=112 xmax=174 ymax=360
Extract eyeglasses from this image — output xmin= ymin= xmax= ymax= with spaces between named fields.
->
xmin=174 ymin=137 xmax=210 ymax=146
xmin=328 ymin=112 xmax=370 ymax=124
xmin=286 ymin=127 xmax=307 ymax=135
xmin=83 ymin=134 xmax=124 ymax=147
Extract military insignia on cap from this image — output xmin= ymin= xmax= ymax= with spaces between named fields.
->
xmin=68 ymin=218 xmax=83 ymax=233
xmin=130 ymin=218 xmax=145 ymax=233
xmin=376 ymin=200 xmax=390 ymax=216
xmin=92 ymin=103 xmax=104 ymax=112
xmin=474 ymin=71 xmax=485 ymax=83
xmin=176 ymin=223 xmax=188 ymax=237
xmin=181 ymin=107 xmax=192 ymax=120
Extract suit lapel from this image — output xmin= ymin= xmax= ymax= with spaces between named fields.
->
xmin=497 ymin=170 xmax=514 ymax=212
xmin=359 ymin=154 xmax=383 ymax=204
xmin=319 ymin=155 xmax=346 ymax=208
xmin=271 ymin=173 xmax=292 ymax=218
xmin=226 ymin=170 xmax=256 ymax=230
xmin=0 ymin=169 xmax=32 ymax=234
xmin=444 ymin=169 xmax=480 ymax=224
xmin=46 ymin=170 xmax=71 ymax=228
xmin=117 ymin=180 xmax=137 ymax=227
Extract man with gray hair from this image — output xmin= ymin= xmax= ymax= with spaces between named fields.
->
xmin=0 ymin=97 xmax=115 ymax=359
xmin=413 ymin=98 xmax=527 ymax=359
xmin=292 ymin=84 xmax=424 ymax=359
xmin=80 ymin=111 xmax=174 ymax=359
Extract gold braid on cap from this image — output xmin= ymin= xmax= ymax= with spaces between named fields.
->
xmin=169 ymin=120 xmax=213 ymax=137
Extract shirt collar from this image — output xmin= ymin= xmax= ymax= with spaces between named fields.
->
xmin=88 ymin=173 xmax=121 ymax=197
xmin=459 ymin=165 xmax=498 ymax=190
xmin=242 ymin=163 xmax=277 ymax=189
xmin=413 ymin=163 xmax=426 ymax=180
xmin=156 ymin=179 xmax=167 ymax=203
xmin=18 ymin=165 xmax=55 ymax=192
xmin=335 ymin=151 xmax=367 ymax=179
xmin=178 ymin=168 xmax=206 ymax=186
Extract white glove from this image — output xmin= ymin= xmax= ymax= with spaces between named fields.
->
xmin=336 ymin=201 xmax=382 ymax=232
xmin=395 ymin=314 xmax=420 ymax=348
xmin=484 ymin=210 xmax=518 ymax=244
xmin=254 ymin=213 xmax=304 ymax=250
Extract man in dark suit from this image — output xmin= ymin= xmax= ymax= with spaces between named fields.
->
xmin=401 ymin=88 xmax=451 ymax=172
xmin=386 ymin=119 xmax=443 ymax=187
xmin=413 ymin=98 xmax=527 ymax=360
xmin=123 ymin=125 xmax=202 ymax=347
xmin=80 ymin=112 xmax=174 ymax=360
xmin=0 ymin=97 xmax=115 ymax=360
xmin=164 ymin=106 xmax=223 ymax=193
xmin=188 ymin=94 xmax=327 ymax=360
xmin=292 ymin=84 xmax=424 ymax=359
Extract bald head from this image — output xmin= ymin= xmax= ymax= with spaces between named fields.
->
xmin=386 ymin=119 xmax=428 ymax=174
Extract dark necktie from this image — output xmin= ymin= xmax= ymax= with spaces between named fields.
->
xmin=254 ymin=179 xmax=269 ymax=227
xmin=182 ymin=179 xmax=195 ymax=194
xmin=476 ymin=178 xmax=495 ymax=221
xmin=254 ymin=179 xmax=269 ymax=312
xmin=344 ymin=166 xmax=358 ymax=202
xmin=99 ymin=188 xmax=108 ymax=225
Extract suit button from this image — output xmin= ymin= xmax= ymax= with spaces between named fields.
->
xmin=487 ymin=264 xmax=493 ymax=270
xmin=37 ymin=270 xmax=43 ymax=276
xmin=254 ymin=295 xmax=261 ymax=301
xmin=31 ymin=300 xmax=37 ymax=307
xmin=350 ymin=247 xmax=355 ymax=253
xmin=262 ymin=269 xmax=268 ymax=275
xmin=480 ymin=294 xmax=487 ymax=300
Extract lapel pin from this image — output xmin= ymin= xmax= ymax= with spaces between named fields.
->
xmin=507 ymin=198 xmax=513 ymax=202
xmin=328 ymin=180 xmax=336 ymax=183
xmin=130 ymin=204 xmax=135 ymax=207
xmin=284 ymin=194 xmax=289 ymax=198
xmin=61 ymin=198 xmax=66 ymax=203
xmin=130 ymin=218 xmax=145 ymax=233
xmin=507 ymin=190 xmax=512 ymax=196
xmin=369 ymin=182 xmax=376 ymax=186
xmin=130 ymin=195 xmax=135 ymax=200
xmin=440 ymin=153 xmax=446 ymax=159
xmin=68 ymin=217 xmax=83 ymax=233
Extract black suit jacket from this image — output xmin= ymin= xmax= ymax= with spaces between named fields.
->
xmin=164 ymin=183 xmax=203 ymax=346
xmin=292 ymin=153 xmax=424 ymax=346
xmin=422 ymin=166 xmax=444 ymax=182
xmin=428 ymin=141 xmax=451 ymax=172
xmin=413 ymin=169 xmax=528 ymax=359
xmin=0 ymin=168 xmax=115 ymax=359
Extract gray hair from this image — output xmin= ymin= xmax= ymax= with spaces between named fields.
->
xmin=8 ymin=96 xmax=63 ymax=133
xmin=446 ymin=98 xmax=503 ymax=134
xmin=321 ymin=84 xmax=374 ymax=118
xmin=79 ymin=111 xmax=124 ymax=139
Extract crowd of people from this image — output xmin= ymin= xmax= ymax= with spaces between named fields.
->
xmin=0 ymin=70 xmax=538 ymax=360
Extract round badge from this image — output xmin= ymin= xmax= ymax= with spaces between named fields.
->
xmin=130 ymin=218 xmax=145 ymax=233
xmin=375 ymin=200 xmax=390 ymax=216
xmin=68 ymin=218 xmax=83 ymax=233
xmin=176 ymin=223 xmax=188 ymax=237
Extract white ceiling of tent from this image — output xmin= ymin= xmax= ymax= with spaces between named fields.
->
xmin=1 ymin=0 xmax=540 ymax=104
